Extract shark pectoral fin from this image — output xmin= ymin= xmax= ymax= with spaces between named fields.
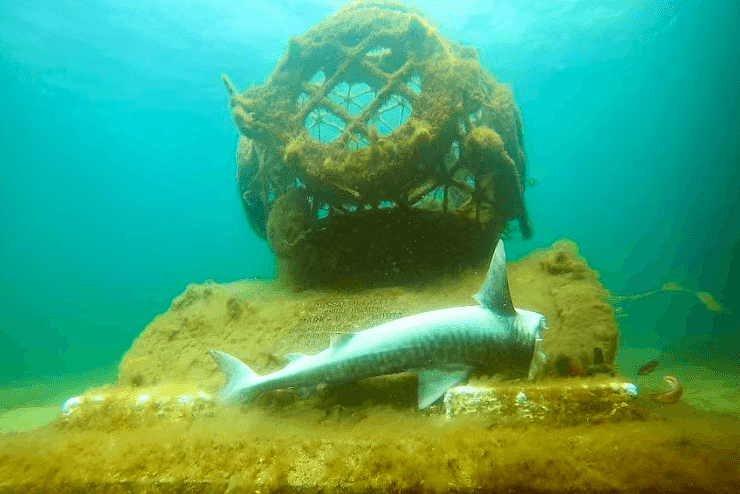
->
xmin=297 ymin=385 xmax=316 ymax=398
xmin=412 ymin=367 xmax=472 ymax=409
xmin=527 ymin=338 xmax=547 ymax=381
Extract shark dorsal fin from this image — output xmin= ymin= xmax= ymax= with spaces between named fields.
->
xmin=473 ymin=240 xmax=516 ymax=316
xmin=330 ymin=332 xmax=355 ymax=347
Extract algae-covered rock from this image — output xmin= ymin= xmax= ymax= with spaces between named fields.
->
xmin=513 ymin=240 xmax=618 ymax=376
xmin=117 ymin=240 xmax=618 ymax=391
xmin=266 ymin=188 xmax=312 ymax=258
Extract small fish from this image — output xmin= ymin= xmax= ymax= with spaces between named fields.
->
xmin=651 ymin=375 xmax=683 ymax=404
xmin=694 ymin=291 xmax=729 ymax=314
xmin=637 ymin=360 xmax=660 ymax=375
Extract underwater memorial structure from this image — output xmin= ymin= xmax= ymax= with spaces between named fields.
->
xmin=1 ymin=2 xmax=737 ymax=493
xmin=225 ymin=0 xmax=531 ymax=288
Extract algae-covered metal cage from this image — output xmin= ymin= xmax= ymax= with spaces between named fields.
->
xmin=223 ymin=1 xmax=532 ymax=286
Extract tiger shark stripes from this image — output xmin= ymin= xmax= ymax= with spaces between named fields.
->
xmin=209 ymin=240 xmax=547 ymax=409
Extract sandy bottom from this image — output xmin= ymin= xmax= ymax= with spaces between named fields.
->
xmin=0 ymin=365 xmax=117 ymax=433
xmin=1 ymin=397 xmax=738 ymax=493
xmin=616 ymin=344 xmax=740 ymax=416
xmin=0 ymin=406 xmax=59 ymax=434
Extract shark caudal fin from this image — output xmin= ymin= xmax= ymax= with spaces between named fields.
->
xmin=208 ymin=350 xmax=262 ymax=404
xmin=473 ymin=240 xmax=516 ymax=316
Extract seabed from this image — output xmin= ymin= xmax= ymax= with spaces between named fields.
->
xmin=1 ymin=376 xmax=738 ymax=493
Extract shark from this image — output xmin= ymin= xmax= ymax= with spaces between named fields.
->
xmin=209 ymin=240 xmax=547 ymax=409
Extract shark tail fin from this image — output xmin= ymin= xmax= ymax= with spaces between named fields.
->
xmin=208 ymin=349 xmax=262 ymax=404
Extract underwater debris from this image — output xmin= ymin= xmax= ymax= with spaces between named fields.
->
xmin=637 ymin=360 xmax=660 ymax=375
xmin=651 ymin=375 xmax=684 ymax=405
